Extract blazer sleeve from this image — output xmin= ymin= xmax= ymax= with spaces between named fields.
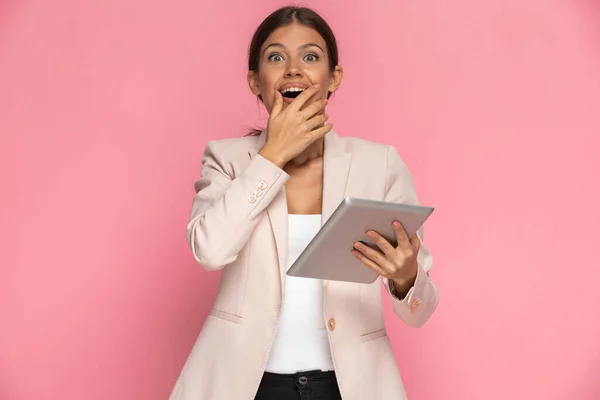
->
xmin=186 ymin=141 xmax=290 ymax=270
xmin=381 ymin=145 xmax=439 ymax=328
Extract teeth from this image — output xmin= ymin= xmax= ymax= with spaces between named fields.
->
xmin=281 ymin=87 xmax=305 ymax=93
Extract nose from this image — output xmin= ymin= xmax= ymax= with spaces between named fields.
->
xmin=284 ymin=60 xmax=303 ymax=78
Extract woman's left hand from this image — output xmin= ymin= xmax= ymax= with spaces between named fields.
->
xmin=351 ymin=221 xmax=420 ymax=290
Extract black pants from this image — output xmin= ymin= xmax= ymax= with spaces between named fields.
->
xmin=255 ymin=370 xmax=343 ymax=400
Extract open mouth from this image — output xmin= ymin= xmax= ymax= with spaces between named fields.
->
xmin=280 ymin=87 xmax=305 ymax=99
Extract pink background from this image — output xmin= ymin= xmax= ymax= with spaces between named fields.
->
xmin=1 ymin=0 xmax=599 ymax=399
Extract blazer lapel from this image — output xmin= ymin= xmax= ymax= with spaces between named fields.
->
xmin=268 ymin=190 xmax=288 ymax=294
xmin=321 ymin=132 xmax=351 ymax=295
xmin=247 ymin=130 xmax=352 ymax=297
xmin=322 ymin=132 xmax=352 ymax=224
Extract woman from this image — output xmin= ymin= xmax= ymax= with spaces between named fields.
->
xmin=169 ymin=6 xmax=439 ymax=400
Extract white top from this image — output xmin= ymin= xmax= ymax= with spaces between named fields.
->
xmin=264 ymin=214 xmax=335 ymax=373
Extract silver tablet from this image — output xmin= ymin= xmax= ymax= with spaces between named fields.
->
xmin=286 ymin=197 xmax=434 ymax=284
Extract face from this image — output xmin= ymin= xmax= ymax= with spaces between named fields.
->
xmin=247 ymin=22 xmax=343 ymax=114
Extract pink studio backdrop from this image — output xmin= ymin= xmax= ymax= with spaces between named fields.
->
xmin=1 ymin=0 xmax=599 ymax=399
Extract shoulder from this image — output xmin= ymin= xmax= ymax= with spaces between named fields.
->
xmin=203 ymin=135 xmax=260 ymax=159
xmin=199 ymin=135 xmax=261 ymax=177
xmin=338 ymin=135 xmax=389 ymax=153
xmin=337 ymin=134 xmax=412 ymax=190
xmin=337 ymin=135 xmax=405 ymax=167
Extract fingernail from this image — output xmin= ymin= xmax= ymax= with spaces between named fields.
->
xmin=366 ymin=231 xmax=375 ymax=238
xmin=393 ymin=221 xmax=400 ymax=228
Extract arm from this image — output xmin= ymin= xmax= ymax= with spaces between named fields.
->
xmin=381 ymin=145 xmax=439 ymax=328
xmin=186 ymin=141 xmax=290 ymax=270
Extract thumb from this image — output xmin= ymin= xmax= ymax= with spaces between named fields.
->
xmin=271 ymin=90 xmax=283 ymax=116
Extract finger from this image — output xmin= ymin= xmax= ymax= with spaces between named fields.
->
xmin=304 ymin=113 xmax=329 ymax=131
xmin=287 ymin=84 xmax=321 ymax=112
xmin=301 ymin=84 xmax=325 ymax=112
xmin=351 ymin=250 xmax=387 ymax=276
xmin=409 ymin=233 xmax=421 ymax=250
xmin=353 ymin=242 xmax=393 ymax=272
xmin=271 ymin=90 xmax=283 ymax=116
xmin=300 ymin=98 xmax=328 ymax=119
xmin=366 ymin=230 xmax=396 ymax=256
xmin=308 ymin=123 xmax=333 ymax=141
xmin=392 ymin=221 xmax=410 ymax=246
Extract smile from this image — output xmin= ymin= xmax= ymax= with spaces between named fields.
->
xmin=280 ymin=87 xmax=305 ymax=99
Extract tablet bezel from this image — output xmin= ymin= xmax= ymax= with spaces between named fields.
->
xmin=286 ymin=197 xmax=434 ymax=284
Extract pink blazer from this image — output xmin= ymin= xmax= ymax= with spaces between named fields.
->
xmin=169 ymin=131 xmax=439 ymax=400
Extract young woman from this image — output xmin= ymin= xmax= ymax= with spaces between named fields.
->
xmin=169 ymin=6 xmax=439 ymax=400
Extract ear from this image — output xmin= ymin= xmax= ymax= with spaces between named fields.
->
xmin=247 ymin=70 xmax=261 ymax=96
xmin=328 ymin=65 xmax=343 ymax=94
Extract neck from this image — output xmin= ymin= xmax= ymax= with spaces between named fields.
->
xmin=288 ymin=137 xmax=324 ymax=166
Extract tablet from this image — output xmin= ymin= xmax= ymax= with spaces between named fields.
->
xmin=286 ymin=197 xmax=434 ymax=284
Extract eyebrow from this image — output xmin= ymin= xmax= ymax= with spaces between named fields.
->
xmin=262 ymin=42 xmax=325 ymax=54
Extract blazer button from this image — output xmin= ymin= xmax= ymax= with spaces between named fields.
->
xmin=410 ymin=298 xmax=421 ymax=312
xmin=328 ymin=317 xmax=336 ymax=331
xmin=258 ymin=181 xmax=268 ymax=190
xmin=248 ymin=194 xmax=257 ymax=203
xmin=254 ymin=188 xmax=263 ymax=197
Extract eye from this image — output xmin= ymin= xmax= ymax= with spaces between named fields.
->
xmin=267 ymin=53 xmax=284 ymax=62
xmin=304 ymin=53 xmax=319 ymax=62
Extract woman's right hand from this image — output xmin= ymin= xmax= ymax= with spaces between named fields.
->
xmin=258 ymin=84 xmax=333 ymax=168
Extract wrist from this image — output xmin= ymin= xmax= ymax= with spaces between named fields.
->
xmin=258 ymin=147 xmax=286 ymax=169
xmin=391 ymin=264 xmax=418 ymax=294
